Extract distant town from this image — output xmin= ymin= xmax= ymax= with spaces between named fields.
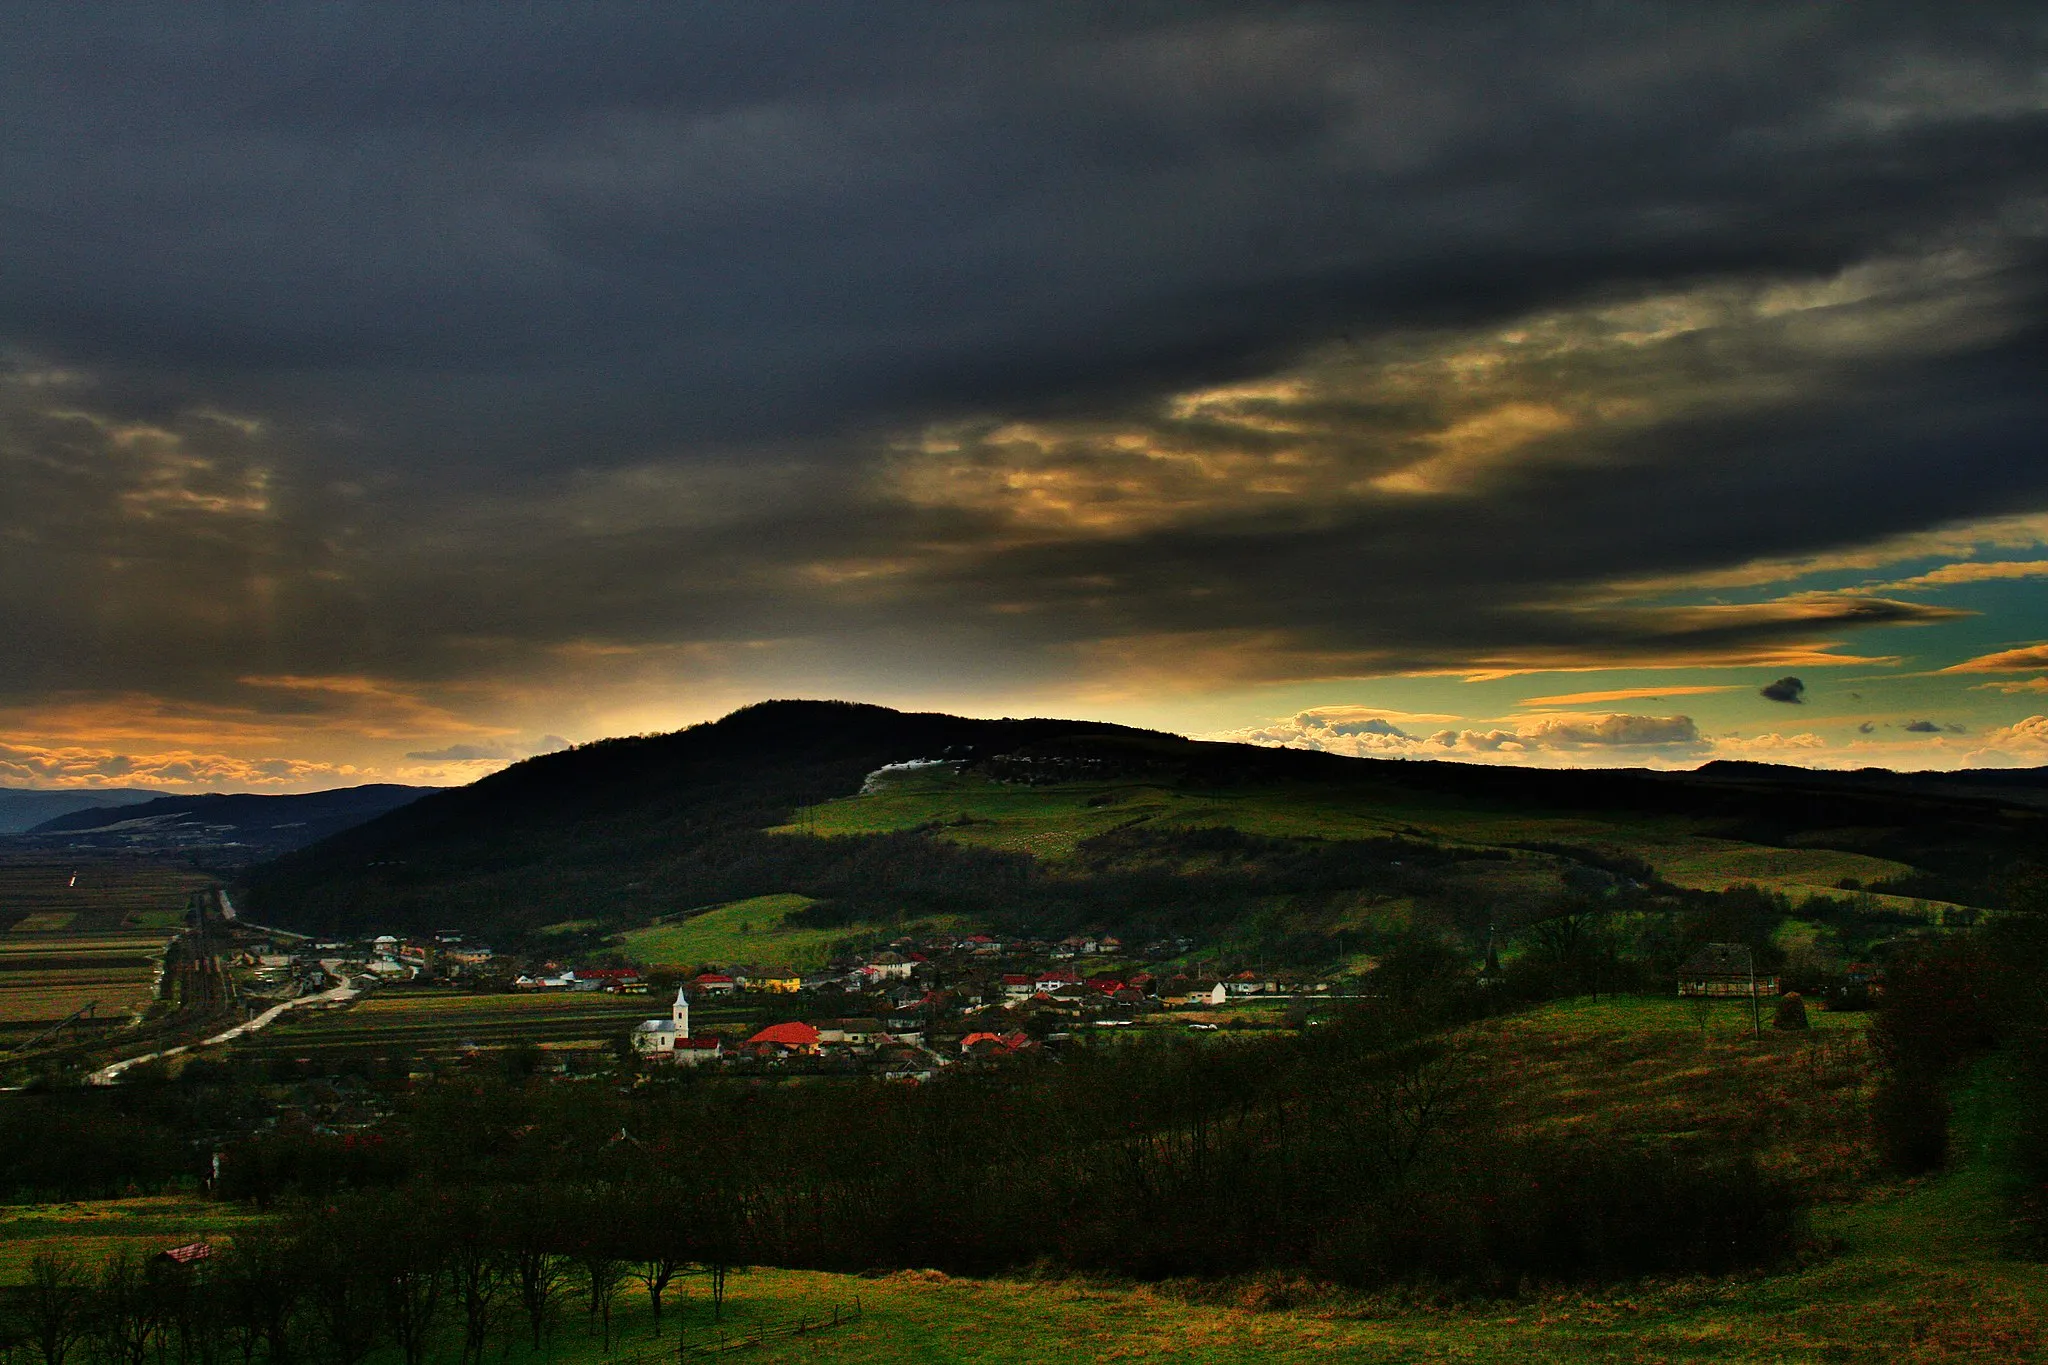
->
xmin=229 ymin=919 xmax=1343 ymax=1083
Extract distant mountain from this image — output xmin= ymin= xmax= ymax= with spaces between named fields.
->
xmin=0 ymin=786 xmax=156 ymax=834
xmin=240 ymin=699 xmax=2048 ymax=944
xmin=22 ymin=784 xmax=443 ymax=859
xmin=1683 ymin=760 xmax=2048 ymax=809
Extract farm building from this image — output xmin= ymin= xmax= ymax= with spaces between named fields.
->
xmin=1677 ymin=943 xmax=1778 ymax=998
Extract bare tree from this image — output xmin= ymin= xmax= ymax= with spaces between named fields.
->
xmin=16 ymin=1252 xmax=90 ymax=1365
xmin=89 ymin=1252 xmax=160 ymax=1365
xmin=447 ymin=1215 xmax=506 ymax=1365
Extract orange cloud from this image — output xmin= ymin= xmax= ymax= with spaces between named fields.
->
xmin=1971 ymin=676 xmax=2048 ymax=694
xmin=236 ymin=674 xmax=501 ymax=740
xmin=1516 ymin=684 xmax=1743 ymax=707
xmin=1870 ymin=560 xmax=2048 ymax=591
xmin=0 ymin=738 xmax=358 ymax=791
xmin=1936 ymin=644 xmax=2048 ymax=673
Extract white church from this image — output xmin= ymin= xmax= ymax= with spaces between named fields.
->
xmin=631 ymin=985 xmax=722 ymax=1065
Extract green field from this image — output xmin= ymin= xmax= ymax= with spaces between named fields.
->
xmin=618 ymin=893 xmax=956 ymax=973
xmin=780 ymin=767 xmax=1968 ymax=911
xmin=0 ymin=857 xmax=211 ymax=1039
xmin=229 ymin=988 xmax=669 ymax=1057
xmin=0 ymin=1197 xmax=270 ymax=1286
xmin=0 ymin=857 xmax=215 ymax=932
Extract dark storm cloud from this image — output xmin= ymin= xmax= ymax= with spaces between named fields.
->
xmin=3 ymin=6 xmax=2045 ymax=464
xmin=2 ymin=4 xmax=2047 ymax=730
xmin=1761 ymin=677 xmax=1808 ymax=704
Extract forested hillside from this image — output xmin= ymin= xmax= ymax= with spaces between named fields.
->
xmin=241 ymin=702 xmax=2048 ymax=970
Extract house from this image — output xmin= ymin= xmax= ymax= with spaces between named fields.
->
xmin=1183 ymin=981 xmax=1228 ymax=1007
xmin=672 ymin=1036 xmax=723 ymax=1067
xmin=750 ymin=971 xmax=804 ymax=994
xmin=1034 ymin=969 xmax=1081 ymax=994
xmin=959 ymin=1030 xmax=1031 ymax=1056
xmin=1001 ymin=973 xmax=1035 ymax=999
xmin=817 ymin=1018 xmax=885 ymax=1046
xmin=693 ymin=972 xmax=738 ymax=995
xmin=860 ymin=952 xmax=915 ymax=982
xmin=631 ymin=986 xmax=692 ymax=1057
xmin=747 ymin=1021 xmax=822 ymax=1054
xmin=513 ymin=972 xmax=576 ymax=991
xmin=1678 ymin=944 xmax=1778 ymax=998
xmin=1086 ymin=976 xmax=1125 ymax=995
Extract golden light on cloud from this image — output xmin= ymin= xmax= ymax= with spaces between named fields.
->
xmin=234 ymin=675 xmax=504 ymax=740
xmin=0 ymin=737 xmax=359 ymax=791
xmin=1369 ymin=401 xmax=1576 ymax=496
xmin=1937 ymin=643 xmax=2048 ymax=673
xmin=1609 ymin=513 xmax=2048 ymax=595
xmin=1872 ymin=560 xmax=2048 ymax=591
xmin=1516 ymin=684 xmax=1744 ymax=707
xmin=887 ymin=244 xmax=2023 ymax=558
xmin=1971 ymin=677 xmax=2048 ymax=694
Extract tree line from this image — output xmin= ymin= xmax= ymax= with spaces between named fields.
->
xmin=199 ymin=993 xmax=1801 ymax=1293
xmin=0 ymin=1185 xmax=745 ymax=1365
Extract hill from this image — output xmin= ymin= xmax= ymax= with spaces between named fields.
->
xmin=238 ymin=701 xmax=2048 ymax=962
xmin=20 ymin=783 xmax=443 ymax=860
xmin=0 ymin=786 xmax=155 ymax=834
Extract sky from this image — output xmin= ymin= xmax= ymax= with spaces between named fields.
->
xmin=3 ymin=4 xmax=2047 ymax=792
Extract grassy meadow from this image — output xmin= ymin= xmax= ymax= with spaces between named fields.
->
xmin=619 ymin=893 xmax=960 ymax=973
xmin=776 ymin=767 xmax=1940 ymax=909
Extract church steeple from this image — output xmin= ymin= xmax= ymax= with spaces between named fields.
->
xmin=672 ymin=985 xmax=690 ymax=1040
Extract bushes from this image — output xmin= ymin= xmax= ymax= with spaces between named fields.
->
xmin=1867 ymin=942 xmax=1995 ymax=1175
xmin=1325 ymin=1143 xmax=1797 ymax=1289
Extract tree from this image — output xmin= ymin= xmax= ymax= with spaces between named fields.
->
xmin=296 ymin=1206 xmax=383 ymax=1365
xmin=619 ymin=1186 xmax=693 ymax=1336
xmin=447 ymin=1203 xmax=507 ymax=1365
xmin=216 ymin=1228 xmax=302 ymax=1365
xmin=16 ymin=1252 xmax=90 ymax=1365
xmin=89 ymin=1252 xmax=161 ymax=1365
xmin=502 ymin=1192 xmax=572 ymax=1349
xmin=373 ymin=1196 xmax=449 ymax=1365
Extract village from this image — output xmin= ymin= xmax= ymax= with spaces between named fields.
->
xmin=227 ymin=923 xmax=1345 ymax=1081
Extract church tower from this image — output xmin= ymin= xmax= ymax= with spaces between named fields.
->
xmin=672 ymin=984 xmax=690 ymax=1040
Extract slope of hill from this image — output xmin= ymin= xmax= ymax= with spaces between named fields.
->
xmin=239 ymin=700 xmax=2048 ymax=955
xmin=0 ymin=787 xmax=156 ymax=835
xmin=20 ymin=784 xmax=443 ymax=860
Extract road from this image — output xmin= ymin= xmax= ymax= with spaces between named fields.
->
xmin=86 ymin=978 xmax=362 ymax=1085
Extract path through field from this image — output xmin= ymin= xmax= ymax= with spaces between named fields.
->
xmin=86 ymin=978 xmax=361 ymax=1084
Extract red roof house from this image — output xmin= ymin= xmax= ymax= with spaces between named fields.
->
xmin=747 ymin=1021 xmax=821 ymax=1051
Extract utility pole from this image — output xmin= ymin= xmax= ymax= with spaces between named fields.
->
xmin=1747 ymin=944 xmax=1761 ymax=1041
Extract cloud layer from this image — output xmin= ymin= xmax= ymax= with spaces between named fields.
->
xmin=1 ymin=8 xmax=2046 ymax=783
